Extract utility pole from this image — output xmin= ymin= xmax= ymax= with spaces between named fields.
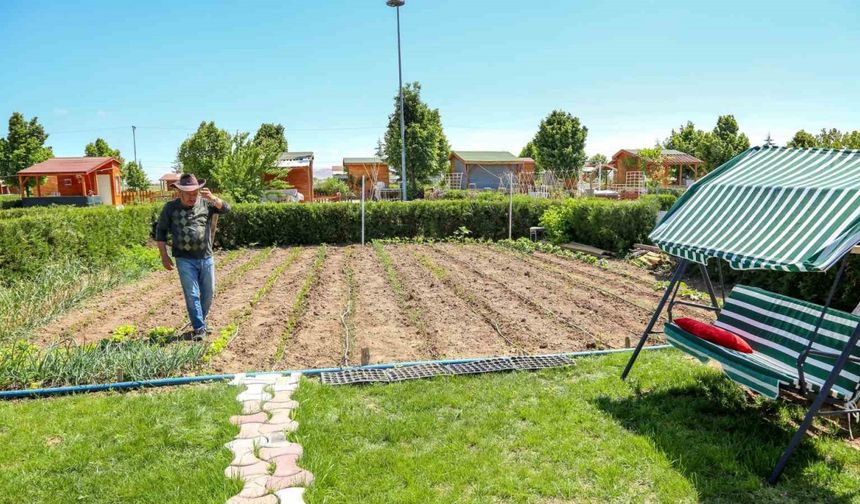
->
xmin=387 ymin=0 xmax=407 ymax=201
xmin=131 ymin=125 xmax=138 ymax=166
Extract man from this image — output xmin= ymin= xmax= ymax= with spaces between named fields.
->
xmin=155 ymin=174 xmax=230 ymax=339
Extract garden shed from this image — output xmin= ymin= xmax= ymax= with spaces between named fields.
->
xmin=17 ymin=157 xmax=122 ymax=207
xmin=449 ymin=151 xmax=535 ymax=190
xmin=609 ymin=149 xmax=703 ymax=191
xmin=159 ymin=173 xmax=180 ymax=191
xmin=342 ymin=157 xmax=389 ymax=193
xmin=274 ymin=151 xmax=315 ymax=202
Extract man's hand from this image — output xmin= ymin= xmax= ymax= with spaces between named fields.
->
xmin=161 ymin=254 xmax=174 ymax=271
xmin=200 ymin=188 xmax=215 ymax=201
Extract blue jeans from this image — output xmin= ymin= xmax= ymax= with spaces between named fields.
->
xmin=176 ymin=256 xmax=216 ymax=332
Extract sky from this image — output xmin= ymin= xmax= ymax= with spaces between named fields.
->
xmin=1 ymin=0 xmax=859 ymax=181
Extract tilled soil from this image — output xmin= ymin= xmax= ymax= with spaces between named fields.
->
xmin=349 ymin=245 xmax=423 ymax=365
xmin=31 ymin=243 xmax=686 ymax=371
xmin=34 ymin=249 xmax=254 ymax=345
xmin=211 ymin=247 xmax=316 ymax=373
xmin=280 ymin=246 xmax=348 ymax=370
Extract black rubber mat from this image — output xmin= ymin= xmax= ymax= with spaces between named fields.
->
xmin=444 ymin=358 xmax=516 ymax=375
xmin=385 ymin=363 xmax=453 ymax=382
xmin=510 ymin=355 xmax=575 ymax=370
xmin=320 ymin=368 xmax=390 ymax=385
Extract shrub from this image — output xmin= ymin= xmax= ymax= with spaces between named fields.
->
xmin=215 ymin=198 xmax=559 ymax=247
xmin=0 ymin=195 xmax=21 ymax=210
xmin=314 ymin=178 xmax=351 ymax=197
xmin=0 ymin=205 xmax=158 ymax=280
xmin=641 ymin=193 xmax=678 ymax=211
xmin=539 ymin=197 xmax=659 ymax=254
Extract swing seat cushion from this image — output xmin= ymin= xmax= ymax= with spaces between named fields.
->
xmin=675 ymin=317 xmax=753 ymax=353
xmin=666 ymin=284 xmax=860 ymax=402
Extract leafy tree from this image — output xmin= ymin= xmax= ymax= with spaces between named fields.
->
xmin=786 ymin=130 xmax=817 ymax=148
xmin=84 ymin=137 xmax=124 ymax=164
xmin=381 ymin=82 xmax=450 ymax=198
xmin=665 ymin=121 xmax=708 ymax=161
xmin=636 ymin=144 xmax=668 ymax=187
xmin=843 ymin=131 xmax=860 ymax=149
xmin=531 ymin=110 xmax=588 ymax=179
xmin=123 ymin=160 xmax=150 ymax=191
xmin=587 ymin=153 xmax=607 ymax=165
xmin=0 ymin=112 xmax=54 ymax=189
xmin=176 ymin=121 xmax=232 ymax=190
xmin=314 ymin=177 xmax=351 ymax=197
xmin=252 ymin=123 xmax=288 ymax=153
xmin=210 ymin=133 xmax=285 ymax=203
xmin=703 ymin=115 xmax=750 ymax=169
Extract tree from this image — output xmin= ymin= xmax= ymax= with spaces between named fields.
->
xmin=786 ymin=130 xmax=817 ymax=148
xmin=0 ymin=112 xmax=54 ymax=189
xmin=703 ymin=115 xmax=750 ymax=169
xmin=665 ymin=121 xmax=708 ymax=163
xmin=210 ymin=133 xmax=285 ymax=203
xmin=176 ymin=121 xmax=232 ymax=190
xmin=587 ymin=153 xmax=607 ymax=166
xmin=84 ymin=137 xmax=124 ymax=164
xmin=252 ymin=123 xmax=288 ymax=153
xmin=123 ymin=160 xmax=150 ymax=191
xmin=381 ymin=82 xmax=450 ymax=198
xmin=531 ymin=110 xmax=588 ymax=179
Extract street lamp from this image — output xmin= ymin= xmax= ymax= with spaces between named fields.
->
xmin=387 ymin=0 xmax=407 ymax=201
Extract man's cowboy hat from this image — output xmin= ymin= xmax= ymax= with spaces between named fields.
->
xmin=173 ymin=173 xmax=206 ymax=192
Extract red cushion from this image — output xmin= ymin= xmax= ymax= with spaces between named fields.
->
xmin=674 ymin=318 xmax=753 ymax=354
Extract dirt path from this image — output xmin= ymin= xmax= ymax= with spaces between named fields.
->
xmin=385 ymin=244 xmax=511 ymax=359
xmin=34 ymin=249 xmax=254 ymax=345
xmin=281 ymin=246 xmax=347 ymax=370
xmin=439 ymin=243 xmax=651 ymax=348
xmin=140 ymin=247 xmax=287 ymax=335
xmin=211 ymin=247 xmax=317 ymax=373
xmin=350 ymin=245 xmax=423 ymax=365
xmin=427 ymin=245 xmax=598 ymax=352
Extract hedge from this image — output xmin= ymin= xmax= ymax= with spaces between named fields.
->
xmin=0 ymin=195 xmax=21 ymax=210
xmin=0 ymin=205 xmax=158 ymax=281
xmin=539 ymin=197 xmax=659 ymax=254
xmin=215 ymin=198 xmax=560 ymax=247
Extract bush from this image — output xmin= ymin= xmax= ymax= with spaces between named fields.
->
xmin=0 ymin=195 xmax=21 ymax=210
xmin=314 ymin=178 xmax=351 ymax=197
xmin=641 ymin=193 xmax=678 ymax=211
xmin=215 ymin=198 xmax=559 ymax=247
xmin=0 ymin=205 xmax=158 ymax=281
xmin=539 ymin=197 xmax=659 ymax=254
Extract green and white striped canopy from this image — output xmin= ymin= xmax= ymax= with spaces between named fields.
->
xmin=651 ymin=146 xmax=860 ymax=272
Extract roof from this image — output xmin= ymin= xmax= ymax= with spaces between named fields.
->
xmin=614 ymin=149 xmax=703 ymax=165
xmin=343 ymin=157 xmax=386 ymax=165
xmin=17 ymin=157 xmax=116 ymax=176
xmin=450 ymin=151 xmax=521 ymax=163
xmin=159 ymin=173 xmax=181 ymax=182
xmin=276 ymin=152 xmax=314 ymax=169
xmin=650 ymin=146 xmax=860 ymax=272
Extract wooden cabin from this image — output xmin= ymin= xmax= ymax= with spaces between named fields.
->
xmin=272 ymin=151 xmax=315 ymax=202
xmin=609 ymin=149 xmax=704 ymax=190
xmin=342 ymin=157 xmax=389 ymax=193
xmin=449 ymin=151 xmax=535 ymax=190
xmin=17 ymin=157 xmax=123 ymax=207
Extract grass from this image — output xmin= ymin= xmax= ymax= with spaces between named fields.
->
xmin=0 ymin=383 xmax=241 ymax=504
xmin=293 ymin=350 xmax=860 ymax=503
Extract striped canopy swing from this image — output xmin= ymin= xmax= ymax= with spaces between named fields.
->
xmin=620 ymin=146 xmax=860 ymax=485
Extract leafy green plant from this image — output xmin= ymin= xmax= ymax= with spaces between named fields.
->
xmin=110 ymin=324 xmax=137 ymax=343
xmin=314 ymin=177 xmax=351 ymax=197
xmin=147 ymin=326 xmax=177 ymax=345
xmin=539 ymin=197 xmax=659 ymax=253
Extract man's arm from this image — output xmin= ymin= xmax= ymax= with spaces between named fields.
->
xmin=201 ymin=188 xmax=230 ymax=213
xmin=155 ymin=205 xmax=174 ymax=271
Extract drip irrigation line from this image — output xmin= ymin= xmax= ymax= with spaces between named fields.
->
xmin=0 ymin=345 xmax=672 ymax=399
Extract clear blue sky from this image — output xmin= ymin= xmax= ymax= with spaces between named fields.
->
xmin=1 ymin=0 xmax=858 ymax=180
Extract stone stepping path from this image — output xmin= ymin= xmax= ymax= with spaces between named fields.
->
xmin=225 ymin=373 xmax=313 ymax=504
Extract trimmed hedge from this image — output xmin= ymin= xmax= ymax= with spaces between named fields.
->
xmin=641 ymin=193 xmax=678 ymax=211
xmin=0 ymin=196 xmax=21 ymax=210
xmin=539 ymin=197 xmax=659 ymax=254
xmin=0 ymin=205 xmax=158 ymax=281
xmin=215 ymin=198 xmax=560 ymax=247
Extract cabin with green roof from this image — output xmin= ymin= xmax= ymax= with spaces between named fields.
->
xmin=449 ymin=151 xmax=535 ymax=190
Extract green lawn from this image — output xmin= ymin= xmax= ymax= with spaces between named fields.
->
xmin=0 ymin=383 xmax=241 ymax=504
xmin=293 ymin=351 xmax=860 ymax=504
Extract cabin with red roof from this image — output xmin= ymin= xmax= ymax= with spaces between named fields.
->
xmin=17 ymin=157 xmax=123 ymax=207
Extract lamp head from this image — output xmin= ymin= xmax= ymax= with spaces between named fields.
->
xmin=386 ymin=0 xmax=405 ymax=6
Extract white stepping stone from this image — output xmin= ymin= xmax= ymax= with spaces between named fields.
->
xmin=274 ymin=487 xmax=306 ymax=503
xmin=228 ymin=373 xmax=247 ymax=385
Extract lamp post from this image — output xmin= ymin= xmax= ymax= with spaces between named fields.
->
xmin=387 ymin=0 xmax=407 ymax=201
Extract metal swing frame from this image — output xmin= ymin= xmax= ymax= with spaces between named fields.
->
xmin=620 ymin=253 xmax=860 ymax=485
